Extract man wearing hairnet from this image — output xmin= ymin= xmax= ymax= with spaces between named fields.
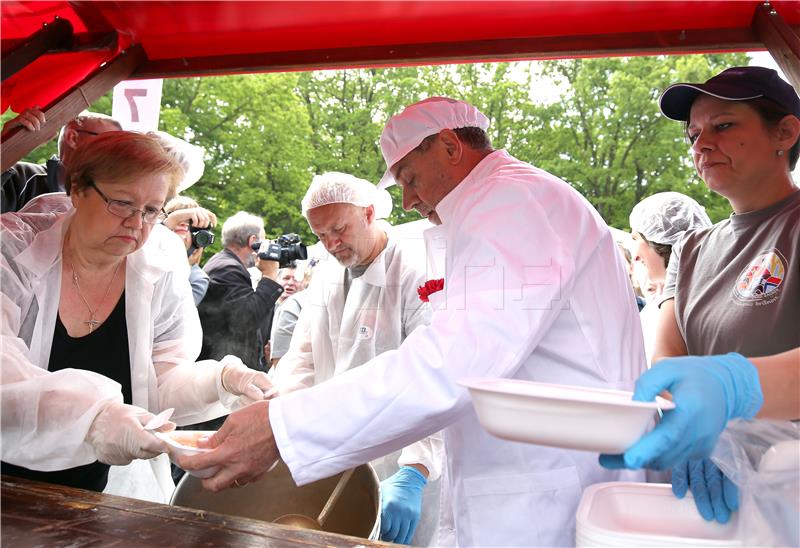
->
xmin=181 ymin=98 xmax=646 ymax=546
xmin=271 ymin=172 xmax=441 ymax=545
xmin=629 ymin=192 xmax=712 ymax=364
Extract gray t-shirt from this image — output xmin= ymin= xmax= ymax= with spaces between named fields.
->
xmin=663 ymin=189 xmax=799 ymax=357
xmin=269 ymin=292 xmax=308 ymax=361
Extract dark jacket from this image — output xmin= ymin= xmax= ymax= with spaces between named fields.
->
xmin=197 ymin=248 xmax=282 ymax=370
xmin=1 ymin=157 xmax=61 ymax=213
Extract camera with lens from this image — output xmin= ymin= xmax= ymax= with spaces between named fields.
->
xmin=187 ymin=221 xmax=215 ymax=256
xmin=251 ymin=233 xmax=308 ymax=268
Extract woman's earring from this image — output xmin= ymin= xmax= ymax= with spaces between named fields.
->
xmin=777 ymin=149 xmax=785 ymax=157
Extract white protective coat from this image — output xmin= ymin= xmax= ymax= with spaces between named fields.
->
xmin=1 ymin=200 xmax=238 ymax=501
xmin=270 ymin=151 xmax=648 ymax=547
xmin=272 ymin=230 xmax=444 ymax=477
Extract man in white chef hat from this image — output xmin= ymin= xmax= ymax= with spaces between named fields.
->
xmin=182 ymin=97 xmax=647 ymax=547
xmin=271 ymin=171 xmax=442 ymax=545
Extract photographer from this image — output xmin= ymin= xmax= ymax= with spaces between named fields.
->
xmin=163 ymin=196 xmax=217 ymax=305
xmin=197 ymin=212 xmax=282 ymax=372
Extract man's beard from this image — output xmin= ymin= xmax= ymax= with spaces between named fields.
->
xmin=246 ymin=253 xmax=256 ymax=268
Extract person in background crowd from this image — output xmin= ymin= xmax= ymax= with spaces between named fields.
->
xmin=270 ymin=172 xmax=440 ymax=545
xmin=163 ymin=196 xmax=217 ymax=305
xmin=268 ymin=260 xmax=315 ymax=368
xmin=181 ymin=98 xmax=646 ymax=547
xmin=628 ymin=192 xmax=711 ymax=364
xmin=259 ymin=262 xmax=304 ymax=367
xmin=618 ymin=243 xmax=647 ymax=311
xmin=602 ymin=66 xmax=800 ymax=525
xmin=1 ymin=109 xmax=121 ymax=212
xmin=197 ymin=211 xmax=281 ymax=372
xmin=275 ymin=264 xmax=302 ymax=305
xmin=0 ymin=132 xmax=271 ymax=501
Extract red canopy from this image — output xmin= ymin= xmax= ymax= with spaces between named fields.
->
xmin=3 ymin=1 xmax=800 ymax=114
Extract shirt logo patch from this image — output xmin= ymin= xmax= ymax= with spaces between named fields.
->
xmin=357 ymin=325 xmax=373 ymax=340
xmin=733 ymin=250 xmax=786 ymax=301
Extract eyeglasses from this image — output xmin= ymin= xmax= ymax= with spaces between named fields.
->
xmin=88 ymin=180 xmax=165 ymax=224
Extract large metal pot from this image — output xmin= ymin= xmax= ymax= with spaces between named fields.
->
xmin=170 ymin=460 xmax=381 ymax=540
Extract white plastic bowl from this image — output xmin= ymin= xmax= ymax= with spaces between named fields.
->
xmin=576 ymin=482 xmax=742 ymax=546
xmin=459 ymin=378 xmax=675 ymax=453
xmin=156 ymin=430 xmax=219 ymax=479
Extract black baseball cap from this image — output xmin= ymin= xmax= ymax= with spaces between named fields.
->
xmin=659 ymin=66 xmax=800 ymax=121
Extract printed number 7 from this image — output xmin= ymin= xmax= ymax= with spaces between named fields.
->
xmin=124 ymin=88 xmax=147 ymax=122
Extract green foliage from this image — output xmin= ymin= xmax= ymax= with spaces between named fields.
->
xmin=10 ymin=53 xmax=752 ymax=244
xmin=160 ymin=73 xmax=314 ymax=255
xmin=510 ymin=54 xmax=749 ymax=227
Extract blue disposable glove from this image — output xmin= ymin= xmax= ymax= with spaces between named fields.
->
xmin=672 ymin=458 xmax=738 ymax=523
xmin=379 ymin=466 xmax=427 ymax=545
xmin=599 ymin=353 xmax=762 ymax=471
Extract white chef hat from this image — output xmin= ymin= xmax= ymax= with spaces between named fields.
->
xmin=148 ymin=130 xmax=205 ymax=192
xmin=301 ymin=171 xmax=393 ymax=219
xmin=629 ymin=192 xmax=712 ymax=246
xmin=378 ymin=97 xmax=490 ymax=189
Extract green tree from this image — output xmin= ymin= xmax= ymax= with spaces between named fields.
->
xmin=296 ymin=66 xmax=437 ymax=224
xmin=510 ymin=54 xmax=748 ymax=228
xmin=7 ymin=53 xmax=755 ymax=234
xmin=160 ymin=73 xmax=315 ymax=252
xmin=295 ymin=63 xmax=536 ymax=225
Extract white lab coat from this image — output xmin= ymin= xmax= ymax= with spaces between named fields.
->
xmin=639 ymin=298 xmax=661 ymax=366
xmin=1 ymin=200 xmax=238 ymax=501
xmin=269 ymin=150 xmax=647 ymax=546
xmin=273 ymin=233 xmax=444 ymax=544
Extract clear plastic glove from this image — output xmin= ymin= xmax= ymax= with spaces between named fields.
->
xmin=380 ymin=466 xmax=427 ymax=545
xmin=599 ymin=353 xmax=763 ymax=471
xmin=221 ymin=362 xmax=275 ymax=402
xmin=87 ymin=402 xmax=174 ymax=466
xmin=672 ymin=458 xmax=738 ymax=523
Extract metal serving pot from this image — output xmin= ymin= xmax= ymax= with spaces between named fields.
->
xmin=170 ymin=460 xmax=381 ymax=540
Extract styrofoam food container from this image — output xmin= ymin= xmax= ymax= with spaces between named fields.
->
xmin=759 ymin=439 xmax=800 ymax=472
xmin=576 ymin=482 xmax=741 ymax=546
xmin=156 ymin=430 xmax=219 ymax=479
xmin=459 ymin=378 xmax=675 ymax=453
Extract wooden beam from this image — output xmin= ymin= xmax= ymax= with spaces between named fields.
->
xmin=1 ymin=45 xmax=146 ymax=172
xmin=133 ymin=26 xmax=776 ymax=79
xmin=1 ymin=17 xmax=73 ymax=82
xmin=752 ymin=2 xmax=800 ymax=91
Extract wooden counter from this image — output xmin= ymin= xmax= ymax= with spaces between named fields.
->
xmin=1 ymin=476 xmax=389 ymax=546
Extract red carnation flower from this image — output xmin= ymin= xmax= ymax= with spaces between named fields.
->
xmin=417 ymin=278 xmax=444 ymax=302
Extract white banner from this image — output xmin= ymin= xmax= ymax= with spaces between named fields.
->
xmin=112 ymin=79 xmax=163 ymax=132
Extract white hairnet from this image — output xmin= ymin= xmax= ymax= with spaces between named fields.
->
xmin=301 ymin=171 xmax=393 ymax=219
xmin=630 ymin=192 xmax=712 ymax=246
xmin=148 ymin=130 xmax=205 ymax=192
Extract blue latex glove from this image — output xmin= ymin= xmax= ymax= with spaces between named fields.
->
xmin=380 ymin=466 xmax=427 ymax=545
xmin=672 ymin=458 xmax=739 ymax=523
xmin=599 ymin=353 xmax=762 ymax=471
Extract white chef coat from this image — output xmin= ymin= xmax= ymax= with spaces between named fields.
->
xmin=273 ymin=232 xmax=444 ymax=543
xmin=1 ymin=199 xmax=237 ymax=501
xmin=270 ymin=149 xmax=647 ymax=547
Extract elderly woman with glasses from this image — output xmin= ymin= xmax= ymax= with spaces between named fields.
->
xmin=1 ymin=131 xmax=270 ymax=498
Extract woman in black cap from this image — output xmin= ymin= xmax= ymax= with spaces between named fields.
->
xmin=601 ymin=66 xmax=800 ymax=524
